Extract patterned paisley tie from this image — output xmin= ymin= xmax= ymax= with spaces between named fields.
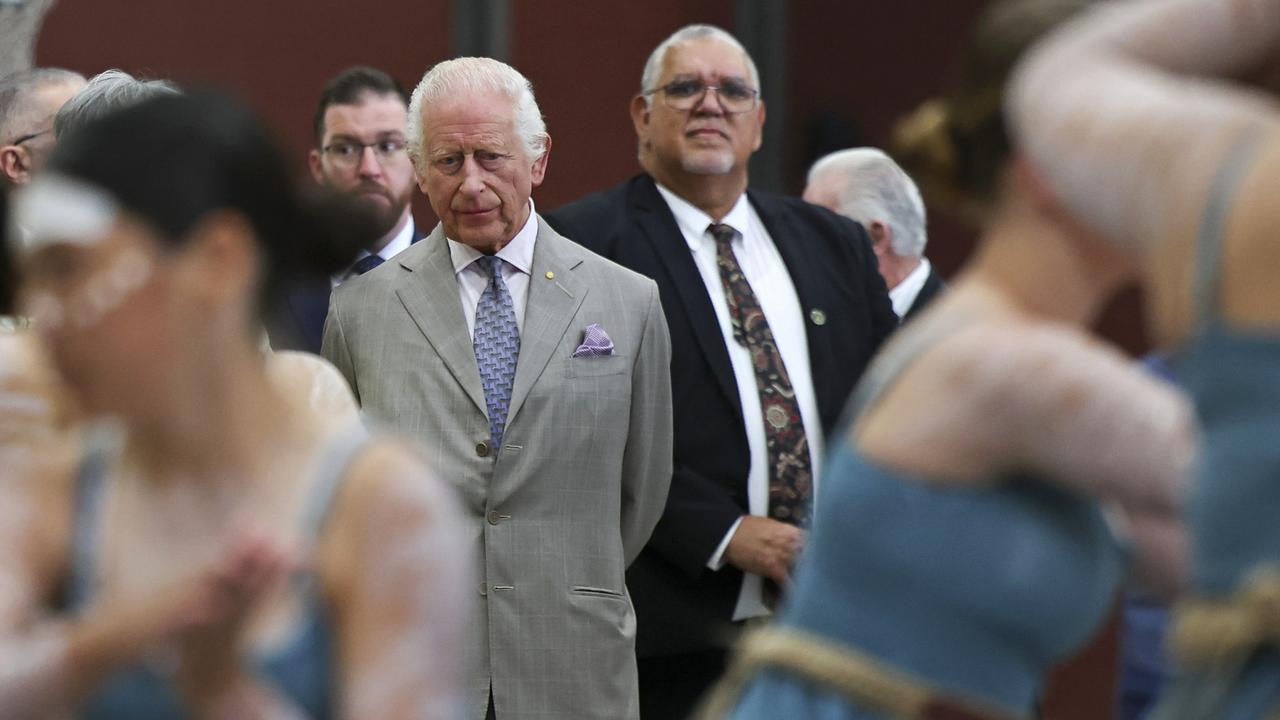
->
xmin=472 ymin=256 xmax=521 ymax=451
xmin=709 ymin=223 xmax=813 ymax=527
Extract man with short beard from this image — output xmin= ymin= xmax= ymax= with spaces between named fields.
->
xmin=545 ymin=24 xmax=897 ymax=719
xmin=269 ymin=66 xmax=422 ymax=352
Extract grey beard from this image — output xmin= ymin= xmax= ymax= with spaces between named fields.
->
xmin=681 ymin=152 xmax=734 ymax=176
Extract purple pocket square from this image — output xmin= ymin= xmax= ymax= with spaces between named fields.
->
xmin=573 ymin=323 xmax=615 ymax=357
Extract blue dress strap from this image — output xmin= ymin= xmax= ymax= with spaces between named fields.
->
xmin=1191 ymin=131 xmax=1264 ymax=329
xmin=300 ymin=422 xmax=373 ymax=542
xmin=66 ymin=431 xmax=115 ymax=611
xmin=290 ymin=422 xmax=374 ymax=601
xmin=843 ymin=310 xmax=975 ymax=427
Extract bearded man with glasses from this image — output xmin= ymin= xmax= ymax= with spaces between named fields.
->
xmin=0 ymin=68 xmax=84 ymax=190
xmin=269 ymin=66 xmax=424 ymax=352
xmin=546 ymin=24 xmax=898 ymax=719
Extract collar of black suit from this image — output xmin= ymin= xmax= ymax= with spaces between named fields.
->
xmin=626 ymin=173 xmax=834 ymax=420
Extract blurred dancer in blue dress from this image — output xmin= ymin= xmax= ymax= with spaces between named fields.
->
xmin=698 ymin=1 xmax=1194 ymax=718
xmin=1010 ymin=0 xmax=1280 ymax=716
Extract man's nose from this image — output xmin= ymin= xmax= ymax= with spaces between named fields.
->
xmin=356 ymin=146 xmax=384 ymax=177
xmin=459 ymin=155 xmax=486 ymax=194
xmin=693 ymin=86 xmax=726 ymax=116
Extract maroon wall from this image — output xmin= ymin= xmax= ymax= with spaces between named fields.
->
xmin=35 ymin=3 xmax=1134 ymax=716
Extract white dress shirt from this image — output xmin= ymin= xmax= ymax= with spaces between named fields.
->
xmin=332 ymin=215 xmax=418 ymax=287
xmin=889 ymin=257 xmax=931 ymax=319
xmin=447 ymin=200 xmax=538 ymax=338
xmin=654 ymin=183 xmax=824 ymax=621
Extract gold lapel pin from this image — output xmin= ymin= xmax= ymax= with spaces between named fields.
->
xmin=545 ymin=271 xmax=555 ymax=280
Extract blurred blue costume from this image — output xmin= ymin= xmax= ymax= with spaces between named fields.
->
xmin=1147 ymin=136 xmax=1280 ymax=720
xmin=67 ymin=428 xmax=368 ymax=720
xmin=710 ymin=326 xmax=1128 ymax=719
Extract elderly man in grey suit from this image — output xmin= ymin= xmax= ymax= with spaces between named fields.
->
xmin=323 ymin=56 xmax=673 ymax=720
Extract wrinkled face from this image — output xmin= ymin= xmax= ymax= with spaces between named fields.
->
xmin=634 ymin=37 xmax=764 ymax=183
xmin=309 ymin=92 xmax=416 ymax=237
xmin=416 ymin=89 xmax=548 ymax=253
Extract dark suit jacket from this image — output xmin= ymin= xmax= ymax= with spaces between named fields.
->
xmin=266 ymin=221 xmax=425 ymax=353
xmin=902 ymin=264 xmax=946 ymax=322
xmin=545 ymin=174 xmax=897 ymax=657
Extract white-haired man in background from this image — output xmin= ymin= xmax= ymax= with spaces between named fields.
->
xmin=323 ymin=56 xmax=674 ymax=720
xmin=0 ymin=67 xmax=83 ymax=189
xmin=805 ymin=147 xmax=944 ymax=320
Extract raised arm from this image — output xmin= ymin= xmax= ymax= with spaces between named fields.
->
xmin=861 ymin=323 xmax=1195 ymax=513
xmin=963 ymin=324 xmax=1194 ymax=513
xmin=1009 ymin=0 xmax=1280 ymax=258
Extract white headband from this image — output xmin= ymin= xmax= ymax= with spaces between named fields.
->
xmin=11 ymin=173 xmax=120 ymax=252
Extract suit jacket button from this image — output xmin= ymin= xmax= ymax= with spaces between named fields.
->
xmin=475 ymin=440 xmax=491 ymax=457
xmin=487 ymin=510 xmax=502 ymax=525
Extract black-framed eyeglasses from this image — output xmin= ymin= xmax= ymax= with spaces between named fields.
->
xmin=644 ymin=78 xmax=759 ymax=114
xmin=7 ymin=127 xmax=53 ymax=147
xmin=321 ymin=138 xmax=407 ymax=168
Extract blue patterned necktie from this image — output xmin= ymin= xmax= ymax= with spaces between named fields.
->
xmin=472 ymin=256 xmax=521 ymax=451
xmin=351 ymin=254 xmax=384 ymax=276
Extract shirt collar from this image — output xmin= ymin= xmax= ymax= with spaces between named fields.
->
xmin=448 ymin=198 xmax=538 ymax=276
xmin=653 ymin=182 xmax=752 ymax=251
xmin=378 ymin=215 xmax=416 ymax=260
xmin=889 ymin=257 xmax=931 ymax=318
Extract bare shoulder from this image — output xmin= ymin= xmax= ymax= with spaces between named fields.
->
xmin=334 ymin=437 xmax=456 ymax=527
xmin=0 ymin=437 xmax=78 ymax=604
xmin=1219 ymin=130 xmax=1280 ymax=328
xmin=855 ymin=319 xmax=1149 ymax=482
xmin=317 ymin=435 xmax=462 ymax=597
xmin=265 ymin=350 xmax=358 ymax=427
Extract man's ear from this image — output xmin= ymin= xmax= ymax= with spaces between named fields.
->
xmin=307 ymin=148 xmax=325 ymax=185
xmin=1 ymin=146 xmax=30 ymax=185
xmin=629 ymin=94 xmax=651 ymax=141
xmin=867 ymin=220 xmax=891 ymax=250
xmin=530 ymin=134 xmax=552 ymax=188
xmin=751 ymin=100 xmax=766 ymax=152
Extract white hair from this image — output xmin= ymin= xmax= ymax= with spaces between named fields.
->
xmin=53 ymin=69 xmax=179 ymax=140
xmin=406 ymin=57 xmax=548 ymax=175
xmin=0 ymin=68 xmax=85 ymax=142
xmin=640 ymin=24 xmax=760 ymax=107
xmin=808 ymin=148 xmax=928 ymax=258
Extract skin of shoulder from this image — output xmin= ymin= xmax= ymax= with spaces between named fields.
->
xmin=854 ymin=318 xmax=1142 ymax=484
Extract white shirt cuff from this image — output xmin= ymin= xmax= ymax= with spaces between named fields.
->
xmin=707 ymin=516 xmax=745 ymax=571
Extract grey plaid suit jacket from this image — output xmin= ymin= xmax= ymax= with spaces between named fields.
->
xmin=322 ymin=216 xmax=674 ymax=720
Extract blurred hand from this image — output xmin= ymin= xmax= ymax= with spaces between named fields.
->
xmin=171 ymin=531 xmax=292 ymax=702
xmin=724 ymin=516 xmax=806 ymax=586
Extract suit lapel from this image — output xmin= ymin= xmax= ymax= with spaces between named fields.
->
xmin=748 ymin=191 xmax=835 ymax=417
xmin=394 ymin=225 xmax=488 ymax=416
xmin=505 ymin=219 xmax=587 ymax=430
xmin=632 ymin=177 xmax=742 ymax=417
